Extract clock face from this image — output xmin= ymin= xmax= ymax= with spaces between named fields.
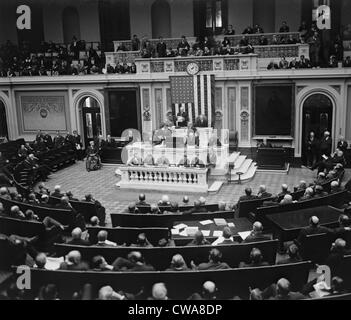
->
xmin=187 ymin=62 xmax=199 ymax=75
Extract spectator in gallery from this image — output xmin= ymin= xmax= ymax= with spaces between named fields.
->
xmin=176 ymin=105 xmax=189 ymax=127
xmin=156 ymin=36 xmax=167 ymax=58
xmin=267 ymin=60 xmax=279 ymax=70
xmin=242 ymin=25 xmax=253 ymax=34
xmin=298 ymin=55 xmax=312 ymax=68
xmin=239 ymin=248 xmax=269 ymax=268
xmin=289 ymin=57 xmax=299 ymax=69
xmin=225 ymin=24 xmax=235 ymax=35
xmin=243 ymin=221 xmax=271 ymax=243
xmin=131 ymin=34 xmax=140 ymax=51
xmin=271 ymin=34 xmax=281 ymax=45
xmin=279 ymin=21 xmax=290 ymax=33
xmin=258 ymin=35 xmax=268 ymax=46
xmin=286 ymin=34 xmax=297 ymax=44
xmin=239 ymin=35 xmax=249 ymax=47
xmin=308 ymin=31 xmax=321 ymax=67
xmin=343 ymin=56 xmax=351 ymax=68
xmin=328 ymin=55 xmax=338 ymax=68
xmin=191 ymin=248 xmax=230 ymax=270
xmin=177 ymin=36 xmax=190 ymax=56
xmin=279 ymin=56 xmax=289 ymax=69
xmin=253 ymin=24 xmax=264 ymax=34
xmin=190 ymin=152 xmax=205 ymax=168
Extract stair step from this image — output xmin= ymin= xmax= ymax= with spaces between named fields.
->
xmin=230 ymin=163 xmax=257 ymax=182
xmin=208 ymin=181 xmax=223 ymax=193
xmin=234 ymin=155 xmax=247 ymax=170
xmin=227 ymin=152 xmax=240 ymax=164
xmin=231 ymin=159 xmax=253 ymax=175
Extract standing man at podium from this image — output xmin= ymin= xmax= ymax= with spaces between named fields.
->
xmin=195 ymin=114 xmax=208 ymax=127
xmin=176 ymin=105 xmax=189 ymax=127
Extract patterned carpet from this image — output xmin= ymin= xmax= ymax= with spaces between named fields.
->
xmin=39 ymin=161 xmax=351 ymax=226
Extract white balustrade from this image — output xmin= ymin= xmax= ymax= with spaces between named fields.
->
xmin=118 ymin=165 xmax=208 ymax=193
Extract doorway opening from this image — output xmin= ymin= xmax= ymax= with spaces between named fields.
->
xmin=80 ymin=97 xmax=102 ymax=146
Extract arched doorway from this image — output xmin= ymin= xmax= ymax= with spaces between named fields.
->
xmin=0 ymin=100 xmax=8 ymax=141
xmin=301 ymin=93 xmax=333 ymax=164
xmin=80 ymin=97 xmax=102 ymax=146
xmin=62 ymin=7 xmax=81 ymax=44
xmin=151 ymin=0 xmax=171 ymax=38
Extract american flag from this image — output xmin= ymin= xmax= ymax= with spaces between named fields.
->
xmin=170 ymin=74 xmax=215 ymax=127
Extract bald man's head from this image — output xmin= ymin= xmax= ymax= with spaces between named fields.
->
xmin=35 ymin=253 xmax=47 ymax=269
xmin=71 ymin=227 xmax=82 ymax=240
xmin=97 ymin=230 xmax=108 ymax=242
xmin=202 ymin=281 xmax=216 ymax=298
xmin=152 ymin=283 xmax=168 ymax=300
xmin=277 ymin=278 xmax=291 ymax=296
xmin=253 ymin=221 xmax=263 ymax=233
xmin=67 ymin=251 xmax=81 ymax=265
xmin=310 ymin=216 xmax=319 ymax=226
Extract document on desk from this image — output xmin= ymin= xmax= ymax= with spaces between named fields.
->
xmin=186 ymin=227 xmax=199 ymax=236
xmin=200 ymin=219 xmax=213 ymax=225
xmin=213 ymin=218 xmax=227 ymax=226
xmin=238 ymin=231 xmax=251 ymax=240
xmin=171 ymin=228 xmax=180 ymax=235
xmin=179 ymin=230 xmax=188 ymax=237
xmin=201 ymin=230 xmax=211 ymax=237
xmin=227 ymin=222 xmax=235 ymax=228
xmin=213 ymin=230 xmax=223 ymax=237
xmin=173 ymin=223 xmax=187 ymax=230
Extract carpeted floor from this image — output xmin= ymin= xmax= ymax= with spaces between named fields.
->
xmin=38 ymin=161 xmax=351 ymax=226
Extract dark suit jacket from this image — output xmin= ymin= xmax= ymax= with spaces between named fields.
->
xmin=66 ymin=238 xmax=90 ymax=246
xmin=243 ymin=232 xmax=271 ymax=243
xmin=296 ymin=225 xmax=332 ymax=246
xmin=258 ymin=192 xmax=272 ymax=199
xmin=197 ymin=261 xmax=230 ymax=270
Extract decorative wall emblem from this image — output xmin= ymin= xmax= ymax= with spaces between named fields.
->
xmin=165 ymin=62 xmax=174 ymax=72
xmin=141 ymin=63 xmax=150 ymax=73
xmin=213 ymin=60 xmax=223 ymax=71
xmin=215 ymin=110 xmax=223 ymax=121
xmin=240 ymin=59 xmax=248 ymax=70
xmin=240 ymin=111 xmax=249 ymax=120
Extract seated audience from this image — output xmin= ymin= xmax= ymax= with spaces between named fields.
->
xmin=212 ymin=226 xmax=238 ymax=245
xmin=192 ymin=248 xmax=230 ymax=270
xmin=91 ymin=255 xmax=113 ymax=271
xmin=277 ymin=244 xmax=302 ymax=264
xmin=243 ymin=221 xmax=271 ymax=243
xmin=59 ymin=250 xmax=89 ymax=271
xmin=95 ymin=230 xmax=117 ymax=247
xmin=186 ymin=230 xmax=211 ymax=246
xmin=188 ymin=281 xmax=218 ymax=300
xmin=112 ymin=251 xmax=155 ymax=272
xmin=262 ymin=278 xmax=306 ymax=300
xmin=166 ymin=254 xmax=190 ymax=271
xmin=66 ymin=227 xmax=90 ymax=246
xmin=239 ymin=248 xmax=269 ymax=268
xmin=130 ymin=233 xmax=153 ymax=248
xmin=257 ymin=185 xmax=272 ymax=199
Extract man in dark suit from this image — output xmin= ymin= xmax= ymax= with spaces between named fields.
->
xmin=183 ymin=200 xmax=207 ymax=215
xmin=59 ymin=250 xmax=89 ymax=271
xmin=257 ymin=185 xmax=272 ymax=199
xmin=239 ymin=248 xmax=269 ymax=268
xmin=319 ymin=131 xmax=332 ymax=157
xmin=156 ymin=36 xmax=167 ymax=58
xmin=305 ymin=131 xmax=319 ymax=167
xmin=337 ymin=135 xmax=348 ymax=153
xmin=66 ymin=227 xmax=90 ymax=246
xmin=112 ymin=251 xmax=155 ymax=272
xmin=262 ymin=278 xmax=306 ymax=300
xmin=236 ymin=187 xmax=257 ymax=207
xmin=55 ymin=196 xmax=77 ymax=215
xmin=295 ymin=216 xmax=332 ymax=247
xmin=135 ymin=193 xmax=150 ymax=206
xmin=195 ymin=114 xmax=208 ymax=127
xmin=51 ymin=185 xmax=64 ymax=198
xmin=176 ymin=105 xmax=189 ymax=127
xmin=243 ymin=221 xmax=271 ymax=243
xmin=192 ymin=248 xmax=230 ymax=270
